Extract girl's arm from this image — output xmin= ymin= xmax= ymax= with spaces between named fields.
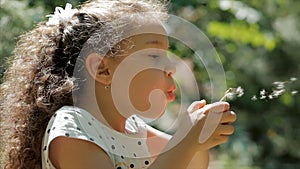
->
xmin=147 ymin=101 xmax=236 ymax=169
xmin=49 ymin=136 xmax=114 ymax=169
xmin=147 ymin=125 xmax=209 ymax=169
xmin=146 ymin=124 xmax=171 ymax=156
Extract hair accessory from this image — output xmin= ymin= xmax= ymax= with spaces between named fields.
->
xmin=46 ymin=3 xmax=78 ymax=26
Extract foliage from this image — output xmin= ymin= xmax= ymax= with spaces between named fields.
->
xmin=0 ymin=0 xmax=46 ymax=83
xmin=169 ymin=0 xmax=300 ymax=168
xmin=207 ymin=21 xmax=277 ymax=50
xmin=1 ymin=0 xmax=299 ymax=168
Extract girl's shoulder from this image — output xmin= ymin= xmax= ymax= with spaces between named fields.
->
xmin=42 ymin=106 xmax=111 ymax=168
xmin=43 ymin=106 xmax=109 ymax=148
xmin=42 ymin=106 xmax=153 ymax=169
xmin=53 ymin=105 xmax=99 ymax=125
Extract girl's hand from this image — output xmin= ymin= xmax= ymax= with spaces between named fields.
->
xmin=172 ymin=100 xmax=236 ymax=152
xmin=149 ymin=100 xmax=236 ymax=169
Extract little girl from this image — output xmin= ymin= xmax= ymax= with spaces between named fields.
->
xmin=0 ymin=0 xmax=236 ymax=169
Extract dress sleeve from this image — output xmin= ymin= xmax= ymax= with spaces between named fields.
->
xmin=41 ymin=107 xmax=108 ymax=168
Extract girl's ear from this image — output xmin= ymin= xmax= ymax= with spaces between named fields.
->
xmin=85 ymin=53 xmax=112 ymax=85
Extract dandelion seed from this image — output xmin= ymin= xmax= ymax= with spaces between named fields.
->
xmin=290 ymin=77 xmax=297 ymax=81
xmin=253 ymin=77 xmax=297 ymax=102
xmin=275 ymin=89 xmax=285 ymax=96
xmin=273 ymin=82 xmax=281 ymax=85
xmin=291 ymin=90 xmax=298 ymax=95
xmin=260 ymin=95 xmax=266 ymax=100
xmin=275 ymin=84 xmax=285 ymax=90
xmin=260 ymin=89 xmax=266 ymax=96
xmin=271 ymin=92 xmax=280 ymax=98
xmin=251 ymin=95 xmax=257 ymax=101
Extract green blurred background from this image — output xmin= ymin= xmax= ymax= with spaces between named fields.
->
xmin=0 ymin=0 xmax=299 ymax=168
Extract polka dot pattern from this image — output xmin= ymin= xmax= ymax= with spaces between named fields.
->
xmin=41 ymin=106 xmax=152 ymax=169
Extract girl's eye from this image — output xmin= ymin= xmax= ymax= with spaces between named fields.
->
xmin=148 ymin=54 xmax=160 ymax=58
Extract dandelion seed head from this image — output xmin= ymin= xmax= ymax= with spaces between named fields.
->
xmin=236 ymin=86 xmax=244 ymax=97
xmin=220 ymin=86 xmax=244 ymax=101
xmin=226 ymin=93 xmax=235 ymax=100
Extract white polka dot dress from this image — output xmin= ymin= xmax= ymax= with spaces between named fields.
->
xmin=41 ymin=106 xmax=153 ymax=169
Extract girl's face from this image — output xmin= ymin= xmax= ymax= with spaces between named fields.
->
xmin=109 ymin=33 xmax=176 ymax=118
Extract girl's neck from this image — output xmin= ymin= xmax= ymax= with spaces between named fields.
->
xmin=98 ymin=103 xmax=127 ymax=133
xmin=76 ymin=83 xmax=127 ymax=133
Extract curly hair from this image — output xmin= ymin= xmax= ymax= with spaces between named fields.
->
xmin=0 ymin=0 xmax=168 ymax=168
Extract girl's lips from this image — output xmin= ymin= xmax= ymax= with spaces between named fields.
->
xmin=167 ymin=91 xmax=176 ymax=101
xmin=167 ymin=85 xmax=176 ymax=101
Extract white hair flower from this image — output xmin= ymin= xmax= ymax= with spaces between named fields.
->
xmin=46 ymin=3 xmax=78 ymax=26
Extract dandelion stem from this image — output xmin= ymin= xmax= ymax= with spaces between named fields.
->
xmin=219 ymin=88 xmax=233 ymax=101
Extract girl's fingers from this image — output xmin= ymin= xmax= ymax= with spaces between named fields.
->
xmin=220 ymin=111 xmax=236 ymax=124
xmin=202 ymin=102 xmax=230 ymax=115
xmin=192 ymin=101 xmax=230 ymax=119
xmin=187 ymin=100 xmax=206 ymax=113
xmin=206 ymin=136 xmax=229 ymax=148
xmin=215 ymin=135 xmax=229 ymax=145
xmin=215 ymin=124 xmax=235 ymax=136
